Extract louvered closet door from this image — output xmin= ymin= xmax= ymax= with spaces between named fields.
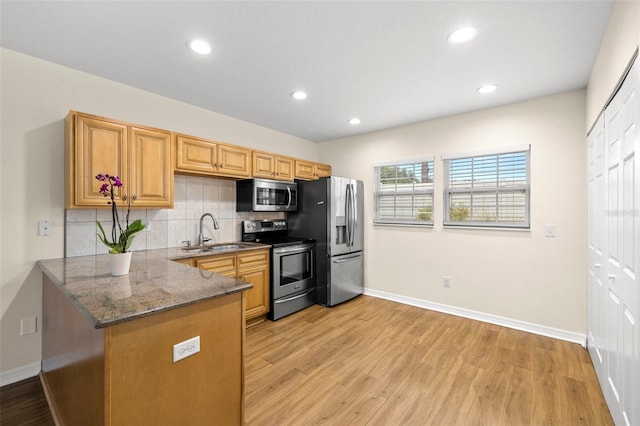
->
xmin=587 ymin=113 xmax=606 ymax=373
xmin=603 ymin=58 xmax=639 ymax=426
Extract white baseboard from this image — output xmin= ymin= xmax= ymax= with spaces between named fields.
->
xmin=363 ymin=288 xmax=587 ymax=346
xmin=0 ymin=361 xmax=41 ymax=387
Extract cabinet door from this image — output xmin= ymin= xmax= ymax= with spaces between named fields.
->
xmin=294 ymin=159 xmax=316 ymax=180
xmin=238 ymin=250 xmax=270 ymax=320
xmin=218 ymin=144 xmax=251 ymax=178
xmin=73 ymin=115 xmax=128 ymax=207
xmin=129 ymin=126 xmax=173 ymax=207
xmin=238 ymin=265 xmax=269 ymax=320
xmin=274 ymin=156 xmax=294 ymax=181
xmin=252 ymin=151 xmax=276 ymax=179
xmin=315 ymin=163 xmax=332 ymax=178
xmin=175 ymin=134 xmax=218 ymax=174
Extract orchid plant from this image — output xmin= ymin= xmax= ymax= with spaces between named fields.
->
xmin=95 ymin=174 xmax=145 ymax=254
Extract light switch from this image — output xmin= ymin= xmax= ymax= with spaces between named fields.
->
xmin=545 ymin=224 xmax=556 ymax=238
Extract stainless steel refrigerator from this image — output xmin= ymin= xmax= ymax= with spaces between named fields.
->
xmin=288 ymin=176 xmax=364 ymax=306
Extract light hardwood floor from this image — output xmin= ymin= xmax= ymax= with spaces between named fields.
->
xmin=245 ymin=295 xmax=613 ymax=425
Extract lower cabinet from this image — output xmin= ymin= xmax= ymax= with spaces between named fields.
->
xmin=195 ymin=249 xmax=270 ymax=325
xmin=41 ymin=275 xmax=244 ymax=425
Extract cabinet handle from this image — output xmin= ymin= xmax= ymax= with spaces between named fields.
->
xmin=594 ymin=263 xmax=601 ymax=268
xmin=122 ymin=194 xmax=127 ymax=201
xmin=132 ymin=194 xmax=137 ymax=201
xmin=608 ymin=273 xmax=616 ymax=280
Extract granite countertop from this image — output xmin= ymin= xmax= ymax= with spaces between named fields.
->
xmin=37 ymin=243 xmax=270 ymax=329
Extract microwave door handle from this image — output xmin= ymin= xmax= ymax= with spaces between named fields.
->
xmin=286 ymin=186 xmax=292 ymax=210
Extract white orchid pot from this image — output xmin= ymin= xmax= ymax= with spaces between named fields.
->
xmin=109 ymin=251 xmax=132 ymax=276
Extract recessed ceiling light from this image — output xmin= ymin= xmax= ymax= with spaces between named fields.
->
xmin=348 ymin=118 xmax=361 ymax=125
xmin=477 ymin=84 xmax=498 ymax=94
xmin=291 ymin=91 xmax=308 ymax=100
xmin=447 ymin=26 xmax=478 ymax=45
xmin=189 ymin=39 xmax=211 ymax=55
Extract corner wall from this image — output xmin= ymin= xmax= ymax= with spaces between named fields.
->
xmin=586 ymin=0 xmax=640 ymax=130
xmin=0 ymin=48 xmax=317 ymax=383
xmin=318 ymin=90 xmax=588 ymax=336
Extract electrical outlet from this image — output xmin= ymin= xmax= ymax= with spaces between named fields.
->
xmin=21 ymin=316 xmax=37 ymax=335
xmin=173 ymin=336 xmax=200 ymax=363
xmin=443 ymin=276 xmax=451 ymax=288
xmin=38 ymin=220 xmax=52 ymax=236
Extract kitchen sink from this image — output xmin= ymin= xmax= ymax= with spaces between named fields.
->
xmin=181 ymin=243 xmax=255 ymax=253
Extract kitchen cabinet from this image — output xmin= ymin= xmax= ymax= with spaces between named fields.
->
xmin=175 ymin=133 xmax=251 ymax=178
xmin=294 ymin=159 xmax=332 ymax=180
xmin=252 ymin=151 xmax=294 ymax=181
xmin=196 ymin=248 xmax=270 ymax=325
xmin=39 ymin=255 xmax=247 ymax=426
xmin=65 ymin=111 xmax=173 ymax=208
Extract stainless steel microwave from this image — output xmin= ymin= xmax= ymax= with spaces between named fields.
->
xmin=236 ymin=179 xmax=298 ymax=212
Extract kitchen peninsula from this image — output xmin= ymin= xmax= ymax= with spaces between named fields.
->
xmin=37 ymin=246 xmax=262 ymax=425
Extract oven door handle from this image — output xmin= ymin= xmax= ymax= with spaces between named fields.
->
xmin=273 ymin=244 xmax=315 ymax=255
xmin=274 ymin=288 xmax=315 ymax=304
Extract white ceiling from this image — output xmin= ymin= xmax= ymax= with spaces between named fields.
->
xmin=0 ymin=1 xmax=614 ymax=142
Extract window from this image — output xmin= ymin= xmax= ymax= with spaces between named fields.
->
xmin=374 ymin=159 xmax=434 ymax=225
xmin=443 ymin=146 xmax=530 ymax=228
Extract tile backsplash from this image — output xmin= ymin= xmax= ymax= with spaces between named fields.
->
xmin=65 ymin=175 xmax=283 ymax=257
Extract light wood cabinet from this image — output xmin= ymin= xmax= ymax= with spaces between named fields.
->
xmin=195 ymin=249 xmax=270 ymax=324
xmin=252 ymin=151 xmax=294 ymax=181
xmin=175 ymin=134 xmax=251 ymax=178
xmin=65 ymin=111 xmax=173 ymax=208
xmin=294 ymin=159 xmax=332 ymax=180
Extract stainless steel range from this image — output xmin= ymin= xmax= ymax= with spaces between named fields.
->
xmin=241 ymin=220 xmax=316 ymax=320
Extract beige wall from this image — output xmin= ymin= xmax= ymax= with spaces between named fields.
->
xmin=319 ymin=90 xmax=587 ymax=333
xmin=0 ymin=48 xmax=317 ymax=379
xmin=586 ymin=0 xmax=640 ymax=131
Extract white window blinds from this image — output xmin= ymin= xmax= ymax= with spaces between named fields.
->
xmin=444 ymin=147 xmax=530 ymax=228
xmin=374 ymin=160 xmax=434 ymax=225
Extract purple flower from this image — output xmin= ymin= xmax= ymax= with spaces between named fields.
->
xmin=95 ymin=172 xmax=143 ymax=254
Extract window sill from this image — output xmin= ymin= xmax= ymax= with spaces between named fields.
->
xmin=373 ymin=222 xmax=434 ymax=228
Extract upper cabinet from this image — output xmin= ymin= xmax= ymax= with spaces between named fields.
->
xmin=252 ymin=151 xmax=294 ymax=181
xmin=65 ymin=111 xmax=173 ymax=209
xmin=175 ymin=134 xmax=251 ymax=179
xmin=294 ymin=159 xmax=332 ymax=180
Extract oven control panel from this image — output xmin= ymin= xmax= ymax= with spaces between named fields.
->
xmin=243 ymin=219 xmax=287 ymax=234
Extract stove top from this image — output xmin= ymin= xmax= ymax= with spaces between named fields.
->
xmin=241 ymin=219 xmax=313 ymax=248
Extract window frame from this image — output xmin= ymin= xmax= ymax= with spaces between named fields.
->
xmin=443 ymin=146 xmax=531 ymax=229
xmin=373 ymin=157 xmax=435 ymax=226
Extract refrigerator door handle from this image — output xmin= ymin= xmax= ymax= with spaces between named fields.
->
xmin=346 ymin=184 xmax=353 ymax=247
xmin=333 ymin=254 xmax=361 ymax=263
xmin=350 ymin=182 xmax=357 ymax=247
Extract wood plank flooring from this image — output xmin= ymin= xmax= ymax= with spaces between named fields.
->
xmin=0 ymin=295 xmax=613 ymax=425
xmin=0 ymin=376 xmax=54 ymax=426
xmin=245 ymin=295 xmax=613 ymax=426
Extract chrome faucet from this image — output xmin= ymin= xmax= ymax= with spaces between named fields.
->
xmin=198 ymin=213 xmax=219 ymax=246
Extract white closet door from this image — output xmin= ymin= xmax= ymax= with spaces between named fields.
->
xmin=588 ymin=112 xmax=606 ymax=373
xmin=603 ymin=58 xmax=639 ymax=426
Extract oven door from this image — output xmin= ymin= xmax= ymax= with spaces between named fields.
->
xmin=272 ymin=243 xmax=315 ymax=300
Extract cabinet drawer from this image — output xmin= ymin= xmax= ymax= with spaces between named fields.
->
xmin=196 ymin=254 xmax=237 ymax=273
xmin=237 ymin=250 xmax=269 ymax=268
